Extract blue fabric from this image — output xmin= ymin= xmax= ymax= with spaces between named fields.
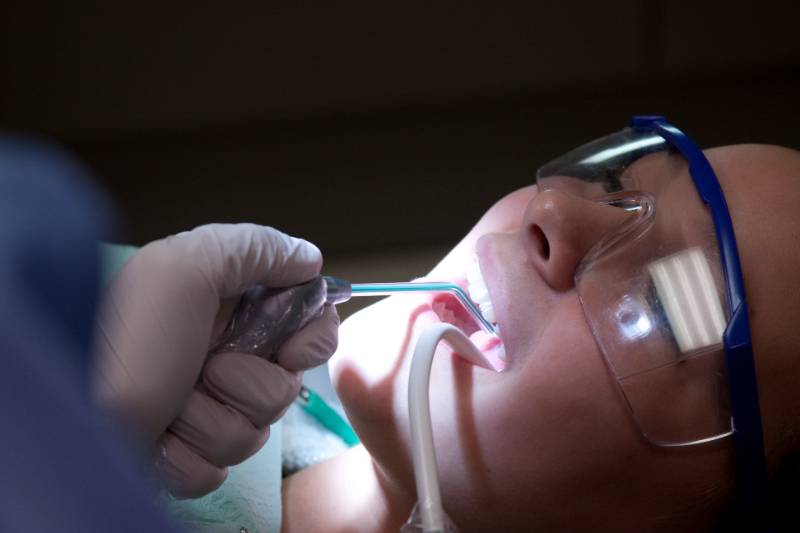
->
xmin=0 ymin=136 xmax=113 ymax=375
xmin=0 ymin=136 xmax=178 ymax=532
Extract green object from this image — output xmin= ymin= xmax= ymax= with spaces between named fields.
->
xmin=100 ymin=243 xmax=139 ymax=286
xmin=297 ymin=386 xmax=359 ymax=447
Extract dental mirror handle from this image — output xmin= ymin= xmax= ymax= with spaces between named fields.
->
xmin=212 ymin=276 xmax=494 ymax=361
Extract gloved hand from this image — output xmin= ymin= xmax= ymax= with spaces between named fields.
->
xmin=93 ymin=223 xmax=339 ymax=498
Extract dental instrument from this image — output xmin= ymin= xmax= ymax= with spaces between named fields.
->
xmin=213 ymin=275 xmax=498 ymax=361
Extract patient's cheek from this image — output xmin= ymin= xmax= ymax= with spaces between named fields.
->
xmin=427 ymin=188 xmax=535 ymax=280
xmin=329 ymin=296 xmax=429 ymax=427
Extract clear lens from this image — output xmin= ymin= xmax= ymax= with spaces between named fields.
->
xmin=537 ymin=129 xmax=669 ymax=197
xmin=578 ymin=242 xmax=733 ymax=446
xmin=536 ymin=128 xmax=733 ymax=446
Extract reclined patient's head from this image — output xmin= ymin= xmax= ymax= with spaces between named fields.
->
xmin=329 ymin=144 xmax=800 ymax=532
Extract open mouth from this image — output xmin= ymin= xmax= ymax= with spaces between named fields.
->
xmin=428 ymin=256 xmax=505 ymax=368
xmin=429 ymin=255 xmax=497 ymax=333
xmin=431 ymin=293 xmax=481 ymax=336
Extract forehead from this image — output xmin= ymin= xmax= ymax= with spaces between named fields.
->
xmin=620 ymin=150 xmax=690 ymax=194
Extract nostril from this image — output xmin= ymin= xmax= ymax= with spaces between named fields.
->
xmin=529 ymin=224 xmax=550 ymax=260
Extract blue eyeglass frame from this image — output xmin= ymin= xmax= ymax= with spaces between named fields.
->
xmin=629 ymin=115 xmax=769 ymax=517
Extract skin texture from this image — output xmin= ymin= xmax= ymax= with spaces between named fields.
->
xmin=282 ymin=144 xmax=800 ymax=532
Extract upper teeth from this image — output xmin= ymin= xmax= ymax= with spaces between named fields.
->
xmin=466 ymin=256 xmax=496 ymax=324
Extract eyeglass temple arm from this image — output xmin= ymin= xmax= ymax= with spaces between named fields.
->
xmin=633 ymin=115 xmax=769 ymax=525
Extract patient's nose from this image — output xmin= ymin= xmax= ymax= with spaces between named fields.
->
xmin=521 ymin=189 xmax=632 ymax=291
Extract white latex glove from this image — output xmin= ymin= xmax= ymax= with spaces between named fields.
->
xmin=93 ymin=223 xmax=339 ymax=498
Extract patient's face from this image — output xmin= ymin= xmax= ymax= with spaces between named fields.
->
xmin=329 ymin=144 xmax=800 ymax=532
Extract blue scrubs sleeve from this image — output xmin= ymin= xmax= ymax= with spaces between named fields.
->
xmin=0 ymin=135 xmax=179 ymax=532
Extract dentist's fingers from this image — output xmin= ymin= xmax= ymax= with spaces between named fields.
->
xmin=163 ymin=223 xmax=323 ymax=299
xmin=275 ymin=305 xmax=340 ymax=372
xmin=168 ymin=389 xmax=269 ymax=467
xmin=203 ymin=352 xmax=302 ymax=428
xmin=156 ymin=432 xmax=227 ymax=499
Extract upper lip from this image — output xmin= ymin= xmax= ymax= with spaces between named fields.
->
xmin=472 ymin=240 xmax=509 ymax=346
xmin=473 ymin=230 xmax=549 ymax=356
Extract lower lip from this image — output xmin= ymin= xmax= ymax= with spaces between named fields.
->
xmin=469 ymin=329 xmax=506 ymax=371
xmin=469 ymin=329 xmax=502 ymax=351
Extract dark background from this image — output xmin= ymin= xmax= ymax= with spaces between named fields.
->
xmin=2 ymin=1 xmax=799 ymax=286
xmin=2 ymin=4 xmax=799 ymax=527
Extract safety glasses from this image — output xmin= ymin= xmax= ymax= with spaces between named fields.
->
xmin=534 ymin=116 xmax=767 ymax=495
